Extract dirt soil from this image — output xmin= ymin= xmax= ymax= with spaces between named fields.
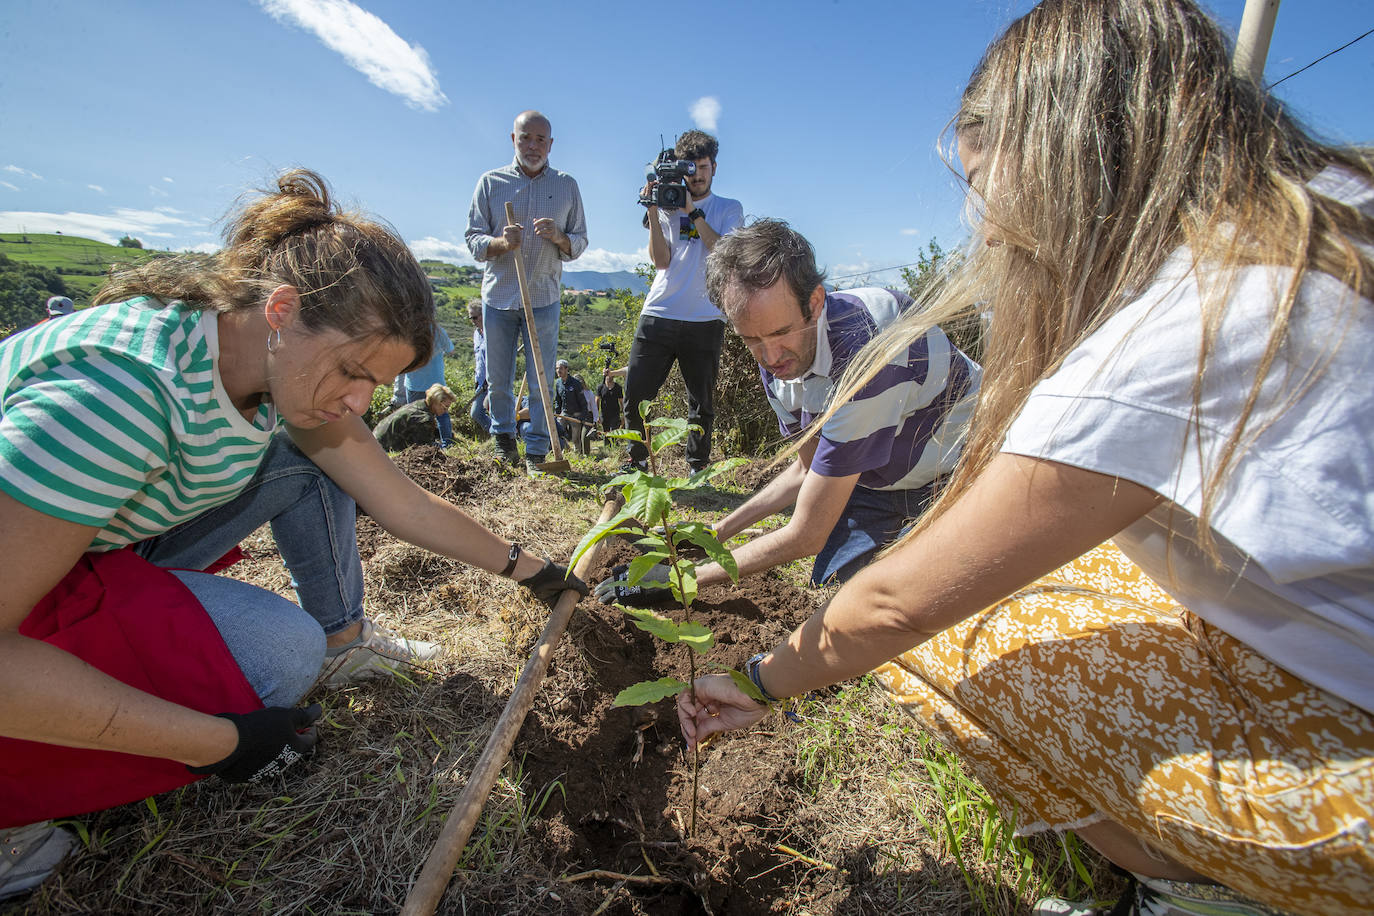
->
xmin=389 ymin=449 xmax=849 ymax=914
xmin=514 ymin=539 xmax=842 ymax=916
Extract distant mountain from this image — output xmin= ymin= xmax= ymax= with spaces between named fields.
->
xmin=561 ymin=270 xmax=649 ymax=295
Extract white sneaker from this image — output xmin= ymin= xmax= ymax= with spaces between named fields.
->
xmin=1034 ymin=897 xmax=1114 ymax=916
xmin=0 ymin=821 xmax=75 ymax=901
xmin=317 ymin=618 xmax=441 ymax=687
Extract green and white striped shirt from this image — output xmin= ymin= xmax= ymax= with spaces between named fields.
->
xmin=0 ymin=297 xmax=278 ymax=550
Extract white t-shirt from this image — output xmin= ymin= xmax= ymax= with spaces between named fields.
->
xmin=641 ymin=193 xmax=745 ymax=323
xmin=1003 ymin=168 xmax=1374 ymax=714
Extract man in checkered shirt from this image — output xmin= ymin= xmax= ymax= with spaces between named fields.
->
xmin=465 ymin=110 xmax=588 ymax=472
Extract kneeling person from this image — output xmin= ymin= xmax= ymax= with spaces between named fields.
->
xmin=375 ymin=384 xmax=456 ymax=452
xmin=597 ymin=219 xmax=980 ymax=602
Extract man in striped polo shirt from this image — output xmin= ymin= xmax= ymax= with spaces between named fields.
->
xmin=596 ymin=219 xmax=980 ymax=603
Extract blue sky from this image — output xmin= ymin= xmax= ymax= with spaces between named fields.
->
xmin=2 ymin=0 xmax=1371 ymax=288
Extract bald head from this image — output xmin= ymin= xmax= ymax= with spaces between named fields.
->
xmin=511 ymin=110 xmax=553 ymax=176
xmin=514 ymin=110 xmax=551 ymax=133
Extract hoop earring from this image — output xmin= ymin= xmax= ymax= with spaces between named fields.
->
xmin=266 ymin=328 xmax=281 ymax=353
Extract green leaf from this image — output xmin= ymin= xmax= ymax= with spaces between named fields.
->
xmin=625 ymin=554 xmax=667 ymax=586
xmin=671 ymin=522 xmax=740 ymax=582
xmin=633 ymin=535 xmax=667 ymax=551
xmin=623 ymin=477 xmax=672 ymax=528
xmin=603 ymin=429 xmax=644 ymax=443
xmin=725 ymin=667 xmax=767 ymax=704
xmin=613 ymin=677 xmax=688 ymax=707
xmin=637 ymin=399 xmax=656 ymax=420
xmin=622 ymin=607 xmax=681 ymax=641
xmin=676 ymin=620 xmax=715 ymax=654
xmin=569 ymin=509 xmax=634 ymax=569
xmin=649 ymin=426 xmax=691 ymax=454
xmin=669 ymin=556 xmax=697 ymax=608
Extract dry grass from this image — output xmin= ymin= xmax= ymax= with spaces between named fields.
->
xmin=7 ymin=438 xmax=1116 ymax=916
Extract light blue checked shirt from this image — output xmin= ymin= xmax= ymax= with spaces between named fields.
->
xmin=465 ymin=157 xmax=588 ymax=311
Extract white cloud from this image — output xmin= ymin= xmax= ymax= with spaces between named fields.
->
xmin=88 ymin=184 xmax=105 ymax=193
xmin=4 ymin=165 xmax=43 ymax=181
xmin=406 ymin=238 xmax=647 ymax=274
xmin=148 ymin=185 xmax=169 ymax=197
xmin=688 ymin=96 xmax=721 ymax=132
xmin=572 ymin=246 xmax=649 ymax=273
xmin=900 ymin=228 xmax=920 ymax=236
xmin=258 ymin=0 xmax=447 ymax=112
xmin=1 ymin=182 xmax=18 ymax=192
xmin=408 ymin=237 xmax=476 ymax=266
xmin=0 ymin=208 xmax=201 ymax=246
xmin=184 ymin=242 xmax=221 ymax=254
xmin=162 ymin=177 xmax=174 ymax=183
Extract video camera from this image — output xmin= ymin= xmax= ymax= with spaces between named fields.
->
xmin=598 ymin=340 xmax=618 ymax=372
xmin=638 ymin=149 xmax=696 ymax=210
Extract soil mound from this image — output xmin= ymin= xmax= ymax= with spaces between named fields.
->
xmin=511 ymin=540 xmax=845 ymax=915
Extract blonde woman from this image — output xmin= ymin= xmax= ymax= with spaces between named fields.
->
xmin=678 ymin=1 xmax=1373 ymax=913
xmin=374 ymin=383 xmax=457 ymax=451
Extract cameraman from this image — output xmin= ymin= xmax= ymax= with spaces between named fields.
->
xmin=623 ymin=130 xmax=743 ymax=473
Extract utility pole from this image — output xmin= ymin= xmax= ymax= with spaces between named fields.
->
xmin=1233 ymin=0 xmax=1281 ymax=83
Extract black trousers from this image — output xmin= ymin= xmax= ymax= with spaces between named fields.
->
xmin=624 ymin=315 xmax=725 ymax=467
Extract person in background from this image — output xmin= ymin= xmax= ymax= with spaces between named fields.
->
xmin=373 ymin=384 xmax=456 ymax=452
xmin=465 ymin=109 xmax=588 ymax=473
xmin=43 ymin=296 xmax=75 ymax=320
xmin=0 ymin=169 xmax=586 ymax=902
xmin=467 ymin=301 xmax=490 ymax=438
xmin=394 ymin=320 xmax=455 ymax=448
xmin=677 ymin=2 xmax=1374 ymax=914
xmin=553 ymin=358 xmax=592 ymax=444
xmin=622 ymin=130 xmax=743 ymax=474
xmin=598 ymin=366 xmax=625 ymax=433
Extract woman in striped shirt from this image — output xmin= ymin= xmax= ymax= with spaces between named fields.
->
xmin=0 ymin=170 xmax=584 ymax=894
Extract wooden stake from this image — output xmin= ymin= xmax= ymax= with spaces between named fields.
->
xmin=503 ymin=200 xmax=568 ymax=472
xmin=399 ymin=495 xmax=624 ymax=916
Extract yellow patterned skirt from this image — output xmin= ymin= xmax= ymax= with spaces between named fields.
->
xmin=874 ymin=543 xmax=1374 ymax=916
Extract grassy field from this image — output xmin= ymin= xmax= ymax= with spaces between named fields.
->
xmin=0 ymin=233 xmax=160 ymax=300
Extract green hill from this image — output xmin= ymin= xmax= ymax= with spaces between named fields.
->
xmin=0 ymin=237 xmax=631 ymax=372
xmin=0 ymin=233 xmax=162 ymax=302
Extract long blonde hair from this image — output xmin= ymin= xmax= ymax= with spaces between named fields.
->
xmin=814 ymin=0 xmax=1374 ymax=558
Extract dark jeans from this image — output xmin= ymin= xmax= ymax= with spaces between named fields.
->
xmin=811 ymin=478 xmax=944 ymax=586
xmin=624 ymin=315 xmax=725 ymax=467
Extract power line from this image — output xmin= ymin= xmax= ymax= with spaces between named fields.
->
xmin=1269 ymin=26 xmax=1374 ymax=89
xmin=828 ymin=260 xmax=924 ymax=283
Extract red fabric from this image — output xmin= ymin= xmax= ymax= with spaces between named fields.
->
xmin=0 ymin=549 xmax=263 ymax=828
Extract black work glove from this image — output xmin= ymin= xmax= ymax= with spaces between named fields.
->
xmin=593 ymin=563 xmax=673 ymax=606
xmin=519 ymin=558 xmax=590 ymax=607
xmin=188 ymin=704 xmax=322 ymax=784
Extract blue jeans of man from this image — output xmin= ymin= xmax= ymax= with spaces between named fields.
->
xmin=470 ymin=383 xmax=491 ymax=438
xmin=811 ymin=479 xmax=943 ymax=586
xmin=132 ymin=433 xmax=363 ymax=706
xmin=404 ymin=388 xmax=453 ymax=446
xmin=484 ymin=300 xmax=560 ymax=458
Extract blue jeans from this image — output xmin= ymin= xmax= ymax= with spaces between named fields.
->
xmin=470 ymin=383 xmax=491 ymax=438
xmin=133 ymin=434 xmax=363 ymax=705
xmin=404 ymin=388 xmax=453 ymax=446
xmin=811 ymin=480 xmax=942 ymax=586
xmin=484 ymin=301 xmax=560 ymax=458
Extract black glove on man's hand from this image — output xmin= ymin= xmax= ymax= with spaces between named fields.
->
xmin=593 ymin=563 xmax=673 ymax=606
xmin=519 ymin=558 xmax=590 ymax=606
xmin=188 ymin=704 xmax=322 ymax=784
